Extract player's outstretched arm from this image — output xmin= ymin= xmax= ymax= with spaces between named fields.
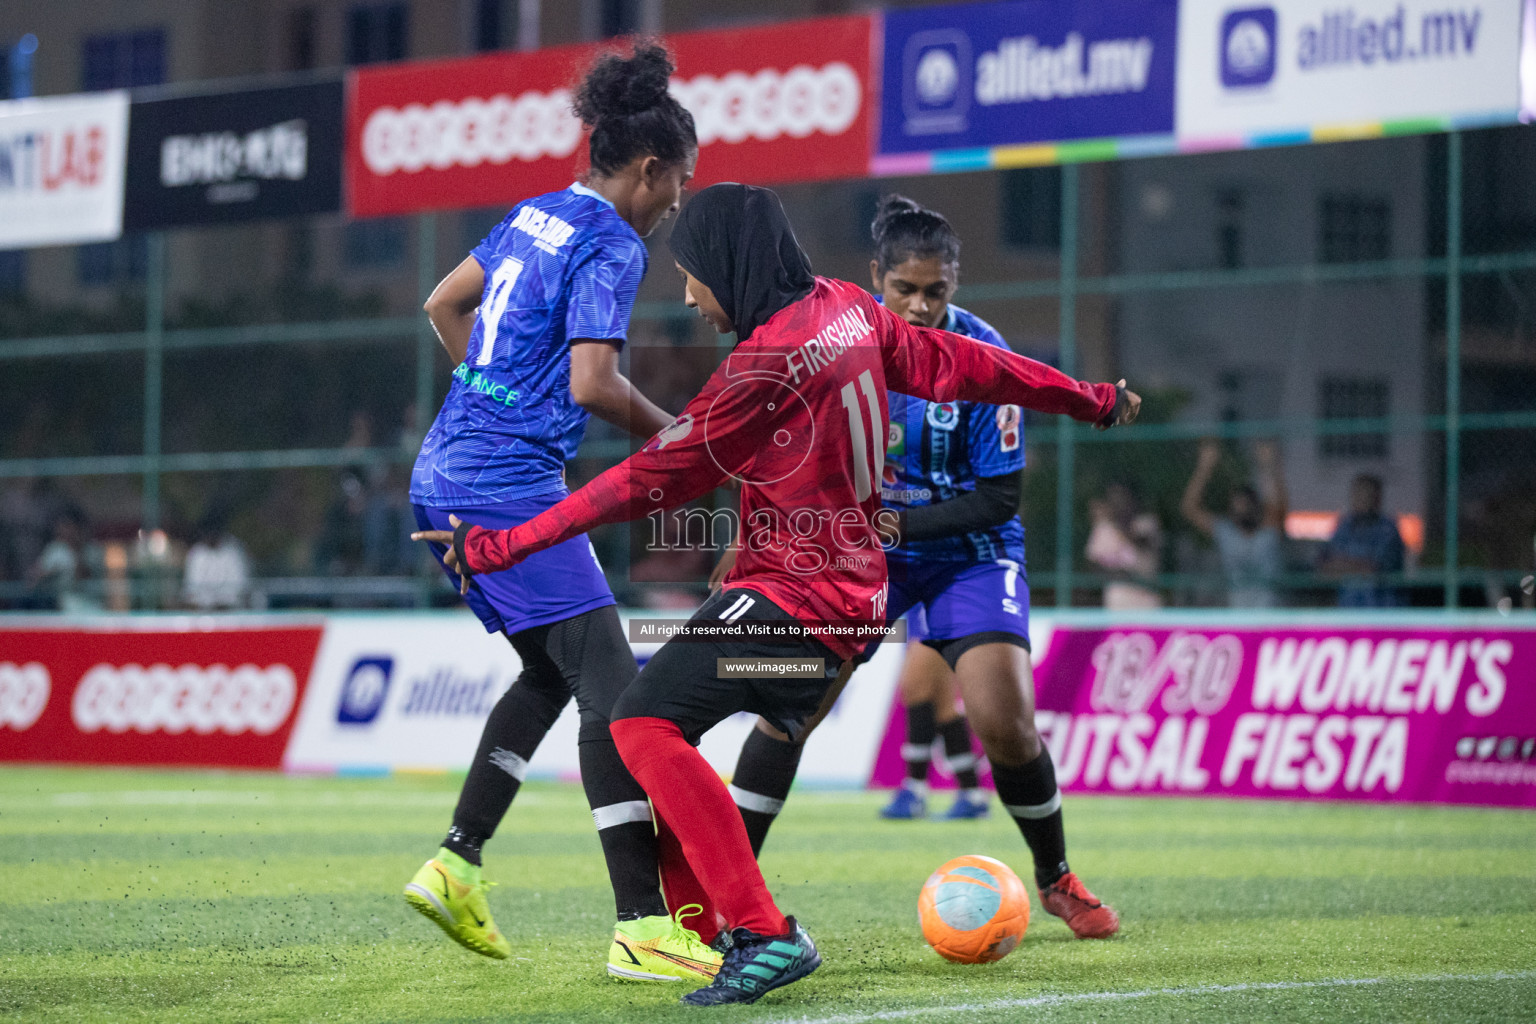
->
xmin=872 ymin=301 xmax=1138 ymax=428
xmin=413 ymin=367 xmax=762 ymax=577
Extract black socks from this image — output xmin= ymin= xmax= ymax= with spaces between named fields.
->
xmin=990 ymin=749 xmax=1069 ymax=889
xmin=729 ymin=727 xmax=804 ymax=857
xmin=442 ymin=670 xmax=568 ymax=867
xmin=902 ymin=701 xmax=938 ymax=783
xmin=939 ymin=717 xmax=981 ymax=790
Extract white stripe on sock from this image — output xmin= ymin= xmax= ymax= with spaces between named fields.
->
xmin=729 ymin=784 xmax=785 ymax=815
xmin=591 ymin=800 xmax=653 ymax=830
xmin=901 ymin=743 xmax=933 ymax=762
xmin=1004 ymin=791 xmax=1061 ymax=819
xmin=946 ymin=753 xmax=979 ymax=771
xmin=488 ymin=747 xmax=528 ymax=781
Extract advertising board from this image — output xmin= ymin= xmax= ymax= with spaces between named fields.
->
xmin=877 ymin=0 xmax=1178 ymax=163
xmin=872 ymin=620 xmax=1536 ymax=808
xmin=347 ymin=15 xmax=875 ymax=218
xmin=0 ymin=92 xmax=129 ymax=250
xmin=0 ymin=622 xmax=322 ymax=768
xmin=123 ymin=80 xmax=344 ymax=229
xmin=1177 ymin=0 xmax=1522 ymax=145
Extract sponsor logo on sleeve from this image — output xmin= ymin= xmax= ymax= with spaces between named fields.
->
xmin=655 ymin=413 xmax=695 ymax=449
xmin=926 ymin=401 xmax=960 ymax=431
xmin=996 ymin=404 xmax=1021 ymax=452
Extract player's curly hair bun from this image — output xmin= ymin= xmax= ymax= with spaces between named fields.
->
xmin=574 ymin=41 xmax=696 ymax=176
xmin=872 ymin=194 xmax=961 ymax=274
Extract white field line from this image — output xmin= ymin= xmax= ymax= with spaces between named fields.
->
xmin=775 ymin=970 xmax=1536 ymax=1024
xmin=34 ymin=790 xmax=478 ymax=808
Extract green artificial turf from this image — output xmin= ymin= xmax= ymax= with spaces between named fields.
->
xmin=1 ymin=767 xmax=1533 ymax=1023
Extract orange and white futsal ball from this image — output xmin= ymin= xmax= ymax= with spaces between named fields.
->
xmin=917 ymin=854 xmax=1029 ymax=963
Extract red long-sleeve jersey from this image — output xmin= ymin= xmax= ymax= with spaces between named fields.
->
xmin=462 ymin=277 xmax=1116 ymax=660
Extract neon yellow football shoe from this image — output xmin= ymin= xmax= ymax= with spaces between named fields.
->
xmin=403 ymin=848 xmax=511 ymax=960
xmin=607 ymin=904 xmax=723 ymax=982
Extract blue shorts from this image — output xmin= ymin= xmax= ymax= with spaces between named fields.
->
xmin=413 ymin=496 xmax=615 ymax=636
xmin=887 ymin=557 xmax=1030 ymax=647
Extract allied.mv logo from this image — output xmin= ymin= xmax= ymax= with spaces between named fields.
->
xmin=902 ymin=29 xmax=972 ymax=136
xmin=1221 ymin=7 xmax=1277 ymax=88
xmin=337 ymin=656 xmax=393 ymax=725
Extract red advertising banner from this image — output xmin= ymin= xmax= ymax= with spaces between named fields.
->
xmin=872 ymin=622 xmax=1536 ymax=808
xmin=346 ymin=15 xmax=875 ymax=218
xmin=0 ymin=624 xmax=323 ymax=768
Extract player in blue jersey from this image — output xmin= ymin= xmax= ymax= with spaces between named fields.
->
xmin=879 ymin=610 xmax=990 ymax=820
xmin=401 ymin=44 xmax=722 ymax=982
xmin=726 ymin=196 xmax=1120 ymax=939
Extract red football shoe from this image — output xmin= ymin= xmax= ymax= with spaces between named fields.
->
xmin=1039 ymin=872 xmax=1119 ymax=939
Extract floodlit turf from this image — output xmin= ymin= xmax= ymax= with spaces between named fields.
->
xmin=2 ymin=768 xmax=1533 ymax=1023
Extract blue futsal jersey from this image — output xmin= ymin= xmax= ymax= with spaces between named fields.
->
xmin=411 ymin=183 xmax=646 ymax=507
xmin=882 ymin=304 xmax=1027 ymax=565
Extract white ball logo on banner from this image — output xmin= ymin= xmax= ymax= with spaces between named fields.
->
xmin=71 ymin=663 xmax=297 ymax=736
xmin=362 ymin=63 xmax=861 ymax=176
xmin=0 ymin=662 xmax=50 ymax=731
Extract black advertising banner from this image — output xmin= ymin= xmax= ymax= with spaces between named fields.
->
xmin=124 ymin=79 xmax=343 ymax=229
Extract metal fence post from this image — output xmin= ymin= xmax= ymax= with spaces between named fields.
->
xmin=142 ymin=232 xmax=166 ymax=531
xmin=1444 ymin=132 xmax=1462 ymax=608
xmin=414 ymin=212 xmax=438 ymax=607
xmin=1054 ymin=165 xmax=1079 ymax=607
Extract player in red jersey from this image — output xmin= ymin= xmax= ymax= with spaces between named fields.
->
xmin=414 ymin=183 xmax=1139 ymax=1006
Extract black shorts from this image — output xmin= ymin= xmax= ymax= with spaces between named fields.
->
xmin=611 ymin=588 xmax=843 ymax=745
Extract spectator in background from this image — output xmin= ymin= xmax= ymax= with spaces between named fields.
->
xmin=342 ymin=409 xmax=374 ymax=453
xmin=1086 ymin=482 xmax=1163 ymax=609
xmin=182 ymin=510 xmax=251 ymax=610
xmin=1181 ymin=439 xmax=1288 ymax=608
xmin=1318 ymin=474 xmax=1406 ymax=607
xmin=1 ymin=479 xmax=63 ymax=594
xmin=30 ymin=507 xmax=99 ymax=613
xmin=314 ymin=470 xmax=369 ymax=575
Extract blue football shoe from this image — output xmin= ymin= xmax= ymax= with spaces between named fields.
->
xmin=878 ymin=787 xmax=926 ymax=820
xmin=943 ymin=790 xmax=992 ymax=819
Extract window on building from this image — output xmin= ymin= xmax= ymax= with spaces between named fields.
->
xmin=1216 ymin=188 xmax=1244 ymax=269
xmin=598 ymin=0 xmax=642 ymax=38
xmin=475 ymin=0 xmax=503 ymax=51
xmin=1319 ymin=194 xmax=1392 ymax=263
xmin=77 ymin=234 xmax=149 ymax=287
xmin=0 ymin=250 xmax=25 ymax=295
xmin=345 ymin=218 xmax=409 ymax=269
xmin=288 ymin=7 xmax=318 ymax=70
xmin=347 ymin=3 xmax=408 ymax=66
xmin=1319 ymin=376 xmax=1390 ymax=459
xmin=1000 ymin=166 xmax=1062 ymax=251
xmin=461 ymin=208 xmax=505 ymax=255
xmin=81 ymin=29 xmax=165 ymax=91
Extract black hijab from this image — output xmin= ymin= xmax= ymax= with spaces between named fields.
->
xmin=667 ymin=183 xmax=815 ymax=342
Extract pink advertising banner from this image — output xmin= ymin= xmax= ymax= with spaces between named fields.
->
xmin=871 ymin=624 xmax=1536 ymax=808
